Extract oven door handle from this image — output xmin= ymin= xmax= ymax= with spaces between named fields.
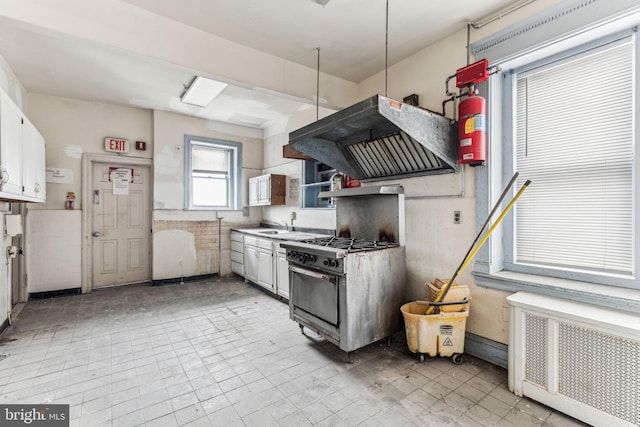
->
xmin=289 ymin=265 xmax=336 ymax=282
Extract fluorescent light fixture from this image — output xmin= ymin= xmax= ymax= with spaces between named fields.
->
xmin=181 ymin=76 xmax=228 ymax=107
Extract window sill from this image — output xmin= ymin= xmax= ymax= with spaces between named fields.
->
xmin=473 ymin=270 xmax=640 ymax=314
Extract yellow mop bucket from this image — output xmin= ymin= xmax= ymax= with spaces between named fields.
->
xmin=401 ymin=300 xmax=469 ymax=364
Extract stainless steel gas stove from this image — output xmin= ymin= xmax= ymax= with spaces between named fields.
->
xmin=281 ymin=186 xmax=406 ymax=356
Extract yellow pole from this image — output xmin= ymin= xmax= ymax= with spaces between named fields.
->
xmin=426 ymin=179 xmax=531 ymax=314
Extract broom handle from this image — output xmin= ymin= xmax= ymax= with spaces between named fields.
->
xmin=426 ymin=179 xmax=531 ymax=314
xmin=451 ymin=172 xmax=519 ymax=282
xmin=430 ymin=172 xmax=518 ymax=300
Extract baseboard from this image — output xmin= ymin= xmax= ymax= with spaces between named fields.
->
xmin=464 ymin=332 xmax=508 ymax=369
xmin=151 ymin=273 xmax=217 ymax=286
xmin=29 ymin=288 xmax=81 ymax=300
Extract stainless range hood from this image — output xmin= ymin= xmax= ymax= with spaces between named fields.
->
xmin=288 ymin=95 xmax=458 ymax=181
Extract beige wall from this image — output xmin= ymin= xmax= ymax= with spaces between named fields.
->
xmin=27 ymin=94 xmax=153 ymax=210
xmin=26 ymin=99 xmax=271 ymax=284
xmin=151 ymin=110 xmax=265 ymax=280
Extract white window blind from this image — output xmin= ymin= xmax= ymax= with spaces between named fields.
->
xmin=514 ymin=39 xmax=634 ymax=274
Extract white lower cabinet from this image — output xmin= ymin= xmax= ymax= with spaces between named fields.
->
xmin=257 ymin=241 xmax=274 ymax=291
xmin=244 ymin=236 xmax=259 ymax=283
xmin=230 ymin=231 xmax=244 ymax=275
xmin=275 ymin=243 xmax=290 ymax=299
xmin=243 ymin=235 xmax=274 ymax=292
xmin=235 ymin=231 xmax=291 ymax=299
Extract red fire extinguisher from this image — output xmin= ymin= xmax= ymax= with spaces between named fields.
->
xmin=451 ymin=58 xmax=490 ymax=166
xmin=458 ymin=93 xmax=486 ymax=166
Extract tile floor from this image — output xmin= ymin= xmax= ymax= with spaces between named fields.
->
xmin=0 ymin=276 xmax=586 ymax=427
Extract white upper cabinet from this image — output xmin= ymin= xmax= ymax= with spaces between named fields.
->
xmin=0 ymin=90 xmax=46 ymax=203
xmin=22 ymin=117 xmax=46 ymax=201
xmin=0 ymin=92 xmax=23 ymax=196
xmin=248 ymin=174 xmax=285 ymax=206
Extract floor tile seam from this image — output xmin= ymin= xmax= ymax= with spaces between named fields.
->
xmin=470 ymin=392 xmax=521 ymax=423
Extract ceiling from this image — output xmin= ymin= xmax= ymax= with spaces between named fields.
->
xmin=0 ymin=0 xmax=522 ymax=130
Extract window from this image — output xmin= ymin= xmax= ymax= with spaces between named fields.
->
xmin=508 ymin=39 xmax=634 ymax=278
xmin=471 ymin=1 xmax=640 ymax=293
xmin=184 ymin=135 xmax=242 ymax=210
xmin=301 ymin=160 xmax=335 ymax=209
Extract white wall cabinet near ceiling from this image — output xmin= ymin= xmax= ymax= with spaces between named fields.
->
xmin=0 ymin=91 xmax=23 ymax=196
xmin=248 ymin=174 xmax=285 ymax=206
xmin=0 ymin=90 xmax=46 ymax=203
xmin=22 ymin=117 xmax=46 ymax=201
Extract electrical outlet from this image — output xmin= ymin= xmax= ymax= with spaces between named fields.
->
xmin=243 ymin=206 xmax=250 ymax=217
xmin=454 ymin=211 xmax=461 ymax=224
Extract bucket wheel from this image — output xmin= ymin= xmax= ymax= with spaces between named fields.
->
xmin=452 ymin=353 xmax=463 ymax=365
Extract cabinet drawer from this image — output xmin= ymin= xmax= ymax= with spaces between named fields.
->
xmin=231 ymin=251 xmax=243 ymax=263
xmin=258 ymin=238 xmax=273 ymax=250
xmin=231 ymin=232 xmax=244 ymax=243
xmin=231 ymin=261 xmax=243 ymax=275
xmin=244 ymin=236 xmax=258 ymax=247
xmin=231 ymin=240 xmax=244 ymax=252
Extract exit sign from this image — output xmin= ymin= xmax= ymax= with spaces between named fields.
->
xmin=104 ymin=137 xmax=130 ymax=153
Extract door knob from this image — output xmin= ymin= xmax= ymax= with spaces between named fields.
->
xmin=92 ymin=231 xmax=102 ymax=237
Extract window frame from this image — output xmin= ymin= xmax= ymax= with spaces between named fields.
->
xmin=474 ymin=32 xmax=640 ymax=298
xmin=500 ymin=33 xmax=637 ymax=288
xmin=301 ymin=159 xmax=336 ymax=209
xmin=184 ymin=135 xmax=242 ymax=210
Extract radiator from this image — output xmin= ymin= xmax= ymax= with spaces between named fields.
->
xmin=507 ymin=291 xmax=640 ymax=427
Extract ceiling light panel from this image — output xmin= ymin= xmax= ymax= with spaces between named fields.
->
xmin=181 ymin=76 xmax=228 ymax=107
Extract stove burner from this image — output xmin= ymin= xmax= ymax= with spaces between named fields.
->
xmin=299 ymin=236 xmax=399 ymax=253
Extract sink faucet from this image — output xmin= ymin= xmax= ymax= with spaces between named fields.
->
xmin=281 ymin=220 xmax=289 ymax=231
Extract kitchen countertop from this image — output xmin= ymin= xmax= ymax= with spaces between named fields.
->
xmin=232 ymin=227 xmax=327 ymax=241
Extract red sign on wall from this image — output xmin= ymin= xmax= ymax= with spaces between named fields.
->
xmin=104 ymin=137 xmax=130 ymax=153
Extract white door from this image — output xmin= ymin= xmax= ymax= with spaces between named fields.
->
xmin=92 ymin=163 xmax=151 ymax=288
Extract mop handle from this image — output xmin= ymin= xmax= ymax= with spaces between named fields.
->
xmin=426 ymin=179 xmax=531 ymax=314
xmin=439 ymin=172 xmax=519 ymax=295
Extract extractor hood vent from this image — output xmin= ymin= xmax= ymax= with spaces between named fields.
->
xmin=288 ymin=95 xmax=458 ymax=181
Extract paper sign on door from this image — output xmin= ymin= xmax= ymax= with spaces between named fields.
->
xmin=111 ymin=168 xmax=131 ymax=195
